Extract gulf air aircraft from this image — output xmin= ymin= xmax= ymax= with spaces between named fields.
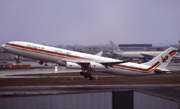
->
xmin=2 ymin=41 xmax=177 ymax=80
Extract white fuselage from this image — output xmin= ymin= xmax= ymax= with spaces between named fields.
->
xmin=2 ymin=41 xmax=168 ymax=76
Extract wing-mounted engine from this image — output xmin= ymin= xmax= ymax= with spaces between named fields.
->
xmin=66 ymin=62 xmax=82 ymax=69
xmin=89 ymin=62 xmax=106 ymax=69
xmin=65 ymin=60 xmax=123 ymax=80
xmin=66 ymin=61 xmax=106 ymax=69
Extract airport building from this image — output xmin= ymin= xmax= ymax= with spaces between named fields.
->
xmin=118 ymin=44 xmax=180 ymax=52
xmin=119 ymin=44 xmax=153 ymax=51
xmin=0 ymin=89 xmax=179 ymax=109
xmin=118 ymin=44 xmax=166 ymax=51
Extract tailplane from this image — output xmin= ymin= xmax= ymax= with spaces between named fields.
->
xmin=109 ymin=41 xmax=123 ymax=53
xmin=143 ymin=47 xmax=177 ymax=69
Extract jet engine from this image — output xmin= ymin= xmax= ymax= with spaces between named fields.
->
xmin=178 ymin=49 xmax=180 ymax=53
xmin=66 ymin=62 xmax=82 ymax=69
xmin=89 ymin=62 xmax=106 ymax=69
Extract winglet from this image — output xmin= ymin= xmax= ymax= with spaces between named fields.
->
xmin=95 ymin=51 xmax=103 ymax=56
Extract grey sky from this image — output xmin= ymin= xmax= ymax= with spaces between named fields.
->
xmin=0 ymin=0 xmax=180 ymax=46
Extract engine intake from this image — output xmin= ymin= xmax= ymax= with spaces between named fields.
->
xmin=178 ymin=49 xmax=180 ymax=53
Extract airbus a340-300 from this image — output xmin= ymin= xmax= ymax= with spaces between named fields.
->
xmin=2 ymin=41 xmax=177 ymax=80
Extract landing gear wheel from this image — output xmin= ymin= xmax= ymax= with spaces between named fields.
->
xmin=81 ymin=70 xmax=94 ymax=80
xmin=89 ymin=76 xmax=94 ymax=80
xmin=80 ymin=71 xmax=85 ymax=75
xmin=84 ymin=73 xmax=89 ymax=78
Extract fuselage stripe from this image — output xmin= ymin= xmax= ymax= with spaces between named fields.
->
xmin=114 ymin=63 xmax=161 ymax=73
xmin=6 ymin=44 xmax=92 ymax=61
xmin=114 ymin=61 xmax=160 ymax=73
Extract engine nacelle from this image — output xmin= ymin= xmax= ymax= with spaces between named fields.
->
xmin=178 ymin=49 xmax=180 ymax=53
xmin=66 ymin=62 xmax=82 ymax=69
xmin=89 ymin=62 xmax=105 ymax=69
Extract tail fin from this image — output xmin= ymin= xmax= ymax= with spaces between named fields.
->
xmin=143 ymin=47 xmax=177 ymax=69
xmin=109 ymin=41 xmax=123 ymax=53
xmin=178 ymin=41 xmax=180 ymax=53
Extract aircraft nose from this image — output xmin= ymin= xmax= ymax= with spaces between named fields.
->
xmin=1 ymin=44 xmax=6 ymax=49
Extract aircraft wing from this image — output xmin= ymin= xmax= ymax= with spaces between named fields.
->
xmin=69 ymin=60 xmax=125 ymax=67
xmin=98 ymin=61 xmax=126 ymax=67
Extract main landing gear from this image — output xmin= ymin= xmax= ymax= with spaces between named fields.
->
xmin=80 ymin=70 xmax=94 ymax=80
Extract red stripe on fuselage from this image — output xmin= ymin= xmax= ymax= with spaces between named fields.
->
xmin=6 ymin=43 xmax=92 ymax=60
xmin=114 ymin=61 xmax=160 ymax=73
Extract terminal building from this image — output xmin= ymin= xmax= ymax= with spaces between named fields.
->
xmin=118 ymin=44 xmax=165 ymax=51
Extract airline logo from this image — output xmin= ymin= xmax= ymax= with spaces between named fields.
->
xmin=161 ymin=55 xmax=169 ymax=63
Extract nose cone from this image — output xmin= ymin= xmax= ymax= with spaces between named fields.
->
xmin=2 ymin=44 xmax=5 ymax=47
xmin=1 ymin=44 xmax=6 ymax=49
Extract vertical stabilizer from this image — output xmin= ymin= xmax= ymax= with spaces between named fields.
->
xmin=143 ymin=47 xmax=177 ymax=69
xmin=109 ymin=41 xmax=123 ymax=53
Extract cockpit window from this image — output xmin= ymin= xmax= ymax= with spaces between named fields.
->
xmin=6 ymin=43 xmax=12 ymax=45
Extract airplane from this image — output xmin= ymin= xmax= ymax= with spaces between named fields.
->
xmin=109 ymin=41 xmax=180 ymax=62
xmin=2 ymin=41 xmax=178 ymax=80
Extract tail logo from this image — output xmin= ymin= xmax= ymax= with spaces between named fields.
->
xmin=161 ymin=55 xmax=169 ymax=63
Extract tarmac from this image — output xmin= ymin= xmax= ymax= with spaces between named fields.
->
xmin=0 ymin=61 xmax=180 ymax=97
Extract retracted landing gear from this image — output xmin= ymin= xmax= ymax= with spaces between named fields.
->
xmin=80 ymin=70 xmax=94 ymax=80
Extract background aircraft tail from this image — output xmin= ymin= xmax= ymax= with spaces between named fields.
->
xmin=143 ymin=47 xmax=177 ymax=69
xmin=109 ymin=41 xmax=123 ymax=53
xmin=178 ymin=41 xmax=180 ymax=53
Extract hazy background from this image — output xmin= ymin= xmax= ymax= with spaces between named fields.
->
xmin=0 ymin=0 xmax=180 ymax=46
